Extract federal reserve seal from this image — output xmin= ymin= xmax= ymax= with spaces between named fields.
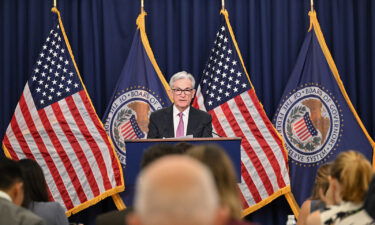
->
xmin=274 ymin=84 xmax=343 ymax=165
xmin=104 ymin=87 xmax=165 ymax=165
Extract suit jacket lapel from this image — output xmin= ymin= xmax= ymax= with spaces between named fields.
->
xmin=165 ymin=105 xmax=174 ymax=137
xmin=187 ymin=107 xmax=197 ymax=136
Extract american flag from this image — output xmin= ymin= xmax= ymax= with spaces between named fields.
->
xmin=193 ymin=10 xmax=291 ymax=214
xmin=120 ymin=115 xmax=145 ymax=139
xmin=292 ymin=112 xmax=318 ymax=142
xmin=2 ymin=12 xmax=123 ymax=215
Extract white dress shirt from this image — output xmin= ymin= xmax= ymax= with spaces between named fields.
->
xmin=0 ymin=190 xmax=12 ymax=202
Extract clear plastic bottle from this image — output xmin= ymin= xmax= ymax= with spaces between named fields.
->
xmin=286 ymin=214 xmax=297 ymax=225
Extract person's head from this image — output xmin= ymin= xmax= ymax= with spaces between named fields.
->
xmin=330 ymin=151 xmax=373 ymax=203
xmin=140 ymin=144 xmax=184 ymax=169
xmin=134 ymin=155 xmax=224 ymax=225
xmin=174 ymin=142 xmax=194 ymax=154
xmin=0 ymin=158 xmax=24 ymax=205
xmin=311 ymin=163 xmax=332 ymax=200
xmin=169 ymin=71 xmax=196 ymax=112
xmin=18 ymin=159 xmax=49 ymax=207
xmin=186 ymin=145 xmax=241 ymax=219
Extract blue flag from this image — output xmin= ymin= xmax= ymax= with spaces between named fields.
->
xmin=103 ymin=11 xmax=172 ymax=206
xmin=273 ymin=11 xmax=374 ymax=205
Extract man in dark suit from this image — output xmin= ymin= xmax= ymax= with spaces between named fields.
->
xmin=0 ymin=158 xmax=46 ymax=225
xmin=147 ymin=71 xmax=212 ymax=138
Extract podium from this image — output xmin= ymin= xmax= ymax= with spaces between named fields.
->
xmin=122 ymin=137 xmax=241 ymax=206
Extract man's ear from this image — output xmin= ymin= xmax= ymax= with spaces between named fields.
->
xmin=213 ymin=206 xmax=230 ymax=225
xmin=10 ymin=182 xmax=24 ymax=206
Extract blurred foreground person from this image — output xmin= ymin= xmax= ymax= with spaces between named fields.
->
xmin=306 ymin=151 xmax=374 ymax=225
xmin=96 ymin=144 xmax=182 ymax=225
xmin=131 ymin=155 xmax=228 ymax=225
xmin=140 ymin=144 xmax=183 ymax=168
xmin=187 ymin=145 xmax=256 ymax=225
xmin=364 ymin=175 xmax=375 ymax=220
xmin=297 ymin=163 xmax=332 ymax=225
xmin=19 ymin=159 xmax=69 ymax=225
xmin=0 ymin=158 xmax=46 ymax=225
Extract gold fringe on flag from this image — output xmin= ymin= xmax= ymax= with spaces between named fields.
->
xmin=136 ymin=10 xmax=173 ymax=102
xmin=220 ymin=8 xmax=300 ymax=218
xmin=51 ymin=7 xmax=125 ymax=216
xmin=308 ymin=10 xmax=375 ymax=167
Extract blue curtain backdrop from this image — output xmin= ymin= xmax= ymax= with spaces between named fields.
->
xmin=1 ymin=0 xmax=375 ymax=224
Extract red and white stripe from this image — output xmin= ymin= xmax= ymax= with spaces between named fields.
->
xmin=293 ymin=118 xmax=312 ymax=141
xmin=3 ymin=84 xmax=122 ymax=211
xmin=195 ymin=88 xmax=290 ymax=208
xmin=120 ymin=121 xmax=137 ymax=139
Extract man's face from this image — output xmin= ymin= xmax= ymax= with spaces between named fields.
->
xmin=170 ymin=78 xmax=195 ymax=112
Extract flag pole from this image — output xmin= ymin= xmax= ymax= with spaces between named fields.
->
xmin=141 ymin=0 xmax=144 ymax=13
xmin=222 ymin=0 xmax=225 ymax=10
xmin=310 ymin=0 xmax=314 ymax=12
xmin=53 ymin=0 xmax=57 ymax=8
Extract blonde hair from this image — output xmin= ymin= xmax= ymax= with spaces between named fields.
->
xmin=311 ymin=163 xmax=332 ymax=200
xmin=331 ymin=151 xmax=373 ymax=203
xmin=187 ymin=145 xmax=242 ymax=219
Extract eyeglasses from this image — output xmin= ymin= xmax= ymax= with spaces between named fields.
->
xmin=171 ymin=88 xmax=194 ymax=95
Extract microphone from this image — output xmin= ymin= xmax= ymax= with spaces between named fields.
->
xmin=212 ymin=131 xmax=223 ymax=137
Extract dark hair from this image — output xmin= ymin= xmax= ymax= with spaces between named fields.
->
xmin=186 ymin=144 xmax=242 ymax=219
xmin=18 ymin=159 xmax=49 ymax=207
xmin=364 ymin=175 xmax=375 ymax=219
xmin=174 ymin=142 xmax=194 ymax=153
xmin=140 ymin=144 xmax=183 ymax=169
xmin=0 ymin=158 xmax=23 ymax=190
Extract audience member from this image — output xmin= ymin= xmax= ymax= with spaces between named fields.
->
xmin=0 ymin=158 xmax=46 ymax=225
xmin=187 ymin=144 xmax=256 ymax=225
xmin=297 ymin=163 xmax=332 ymax=225
xmin=96 ymin=143 xmax=183 ymax=225
xmin=140 ymin=143 xmax=183 ymax=169
xmin=364 ymin=175 xmax=375 ymax=219
xmin=306 ymin=151 xmax=374 ymax=225
xmin=132 ymin=155 xmax=228 ymax=225
xmin=19 ymin=159 xmax=69 ymax=225
xmin=96 ymin=208 xmax=134 ymax=225
xmin=174 ymin=142 xmax=193 ymax=153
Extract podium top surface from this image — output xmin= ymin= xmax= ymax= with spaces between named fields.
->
xmin=124 ymin=137 xmax=241 ymax=143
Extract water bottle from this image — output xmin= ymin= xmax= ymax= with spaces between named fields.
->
xmin=286 ymin=214 xmax=296 ymax=225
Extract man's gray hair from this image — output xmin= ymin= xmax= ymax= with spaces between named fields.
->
xmin=169 ymin=71 xmax=196 ymax=89
xmin=134 ymin=156 xmax=219 ymax=225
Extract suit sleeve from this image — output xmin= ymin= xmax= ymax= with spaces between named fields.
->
xmin=201 ymin=113 xmax=213 ymax=137
xmin=36 ymin=220 xmax=47 ymax=225
xmin=147 ymin=112 xmax=159 ymax=138
xmin=53 ymin=202 xmax=69 ymax=225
